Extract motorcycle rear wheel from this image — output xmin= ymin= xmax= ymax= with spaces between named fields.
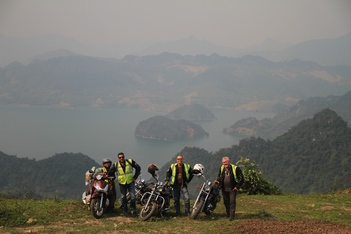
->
xmin=91 ymin=198 xmax=104 ymax=219
xmin=190 ymin=199 xmax=204 ymax=219
xmin=139 ymin=201 xmax=157 ymax=221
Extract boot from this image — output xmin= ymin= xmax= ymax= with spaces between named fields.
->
xmin=229 ymin=212 xmax=235 ymax=221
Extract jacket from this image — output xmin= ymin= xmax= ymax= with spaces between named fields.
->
xmin=216 ymin=164 xmax=244 ymax=191
xmin=166 ymin=163 xmax=193 ymax=187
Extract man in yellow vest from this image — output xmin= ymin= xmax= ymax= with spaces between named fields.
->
xmin=215 ymin=156 xmax=244 ymax=221
xmin=165 ymin=155 xmax=193 ymax=216
xmin=109 ymin=152 xmax=141 ymax=215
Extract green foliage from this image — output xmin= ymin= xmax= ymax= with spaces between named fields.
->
xmin=236 ymin=157 xmax=280 ymax=195
xmin=0 ymin=152 xmax=99 ymax=199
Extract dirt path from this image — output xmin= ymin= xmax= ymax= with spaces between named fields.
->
xmin=5 ymin=217 xmax=351 ymax=233
xmin=234 ymin=219 xmax=351 ymax=234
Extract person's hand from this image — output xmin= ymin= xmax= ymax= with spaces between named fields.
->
xmin=214 ymin=180 xmax=220 ymax=184
xmin=132 ymin=178 xmax=136 ymax=183
xmin=233 ymin=187 xmax=238 ymax=191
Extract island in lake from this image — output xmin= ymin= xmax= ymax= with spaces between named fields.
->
xmin=135 ymin=115 xmax=209 ymax=141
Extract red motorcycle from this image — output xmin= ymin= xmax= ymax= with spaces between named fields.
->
xmin=83 ymin=173 xmax=115 ymax=219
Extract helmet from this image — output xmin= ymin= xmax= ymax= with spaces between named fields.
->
xmin=193 ymin=163 xmax=205 ymax=176
xmin=102 ymin=158 xmax=112 ymax=165
xmin=147 ymin=164 xmax=159 ymax=176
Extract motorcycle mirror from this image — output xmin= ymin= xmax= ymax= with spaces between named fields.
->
xmin=153 ymin=173 xmax=159 ymax=181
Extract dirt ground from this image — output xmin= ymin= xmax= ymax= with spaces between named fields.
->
xmin=6 ymin=217 xmax=351 ymax=234
xmin=233 ymin=219 xmax=351 ymax=234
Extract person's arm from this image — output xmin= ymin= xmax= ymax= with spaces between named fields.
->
xmin=107 ymin=163 xmax=117 ymax=179
xmin=166 ymin=167 xmax=172 ymax=182
xmin=187 ymin=165 xmax=194 ymax=183
xmin=235 ymin=166 xmax=244 ymax=189
xmin=132 ymin=160 xmax=141 ymax=180
xmin=214 ymin=167 xmax=222 ymax=185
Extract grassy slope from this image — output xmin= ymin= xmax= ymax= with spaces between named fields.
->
xmin=1 ymin=190 xmax=350 ymax=233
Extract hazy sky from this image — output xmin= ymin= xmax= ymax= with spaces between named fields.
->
xmin=1 ymin=0 xmax=350 ymax=48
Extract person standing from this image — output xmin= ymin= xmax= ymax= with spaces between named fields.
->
xmin=110 ymin=152 xmax=141 ymax=215
xmin=215 ymin=156 xmax=244 ymax=221
xmin=166 ymin=155 xmax=193 ymax=216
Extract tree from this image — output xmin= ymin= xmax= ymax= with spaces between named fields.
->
xmin=236 ymin=156 xmax=281 ymax=195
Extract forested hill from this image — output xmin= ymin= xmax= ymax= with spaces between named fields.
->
xmin=159 ymin=109 xmax=351 ymax=194
xmin=0 ymin=152 xmax=99 ymax=199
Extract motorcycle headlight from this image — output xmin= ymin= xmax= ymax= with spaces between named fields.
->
xmin=157 ymin=186 xmax=163 ymax=192
xmin=205 ymin=181 xmax=212 ymax=192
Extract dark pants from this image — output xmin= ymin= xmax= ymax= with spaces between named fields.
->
xmin=119 ymin=182 xmax=136 ymax=212
xmin=108 ymin=181 xmax=117 ymax=211
xmin=173 ymin=186 xmax=190 ymax=215
xmin=222 ymin=190 xmax=237 ymax=217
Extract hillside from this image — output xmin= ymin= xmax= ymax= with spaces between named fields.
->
xmin=0 ymin=152 xmax=99 ymax=199
xmin=223 ymin=91 xmax=351 ymax=139
xmin=159 ymin=109 xmax=351 ymax=194
xmin=135 ymin=115 xmax=209 ymax=141
xmin=1 ymin=53 xmax=350 ymax=112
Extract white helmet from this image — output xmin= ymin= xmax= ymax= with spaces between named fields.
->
xmin=193 ymin=164 xmax=205 ymax=176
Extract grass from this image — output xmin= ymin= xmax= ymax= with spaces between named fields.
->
xmin=0 ymin=190 xmax=350 ymax=233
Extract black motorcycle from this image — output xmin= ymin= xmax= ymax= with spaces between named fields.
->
xmin=190 ymin=170 xmax=221 ymax=219
xmin=139 ymin=165 xmax=171 ymax=221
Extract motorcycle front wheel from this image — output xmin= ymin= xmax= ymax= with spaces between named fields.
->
xmin=91 ymin=198 xmax=104 ymax=219
xmin=190 ymin=199 xmax=204 ymax=219
xmin=139 ymin=201 xmax=157 ymax=221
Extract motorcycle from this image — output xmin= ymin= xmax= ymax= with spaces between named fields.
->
xmin=190 ymin=164 xmax=221 ymax=219
xmin=138 ymin=171 xmax=171 ymax=221
xmin=121 ymin=174 xmax=151 ymax=207
xmin=82 ymin=172 xmax=115 ymax=219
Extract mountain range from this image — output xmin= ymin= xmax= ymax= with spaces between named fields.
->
xmin=1 ymin=32 xmax=350 ymax=67
xmin=1 ymin=53 xmax=350 ymax=112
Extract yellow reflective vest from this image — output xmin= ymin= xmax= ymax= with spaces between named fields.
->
xmin=220 ymin=164 xmax=238 ymax=182
xmin=169 ymin=163 xmax=191 ymax=186
xmin=115 ymin=160 xmax=134 ymax=185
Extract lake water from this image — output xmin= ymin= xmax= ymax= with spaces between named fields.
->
xmin=0 ymin=105 xmax=274 ymax=177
